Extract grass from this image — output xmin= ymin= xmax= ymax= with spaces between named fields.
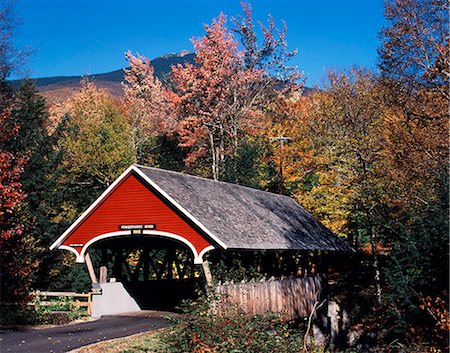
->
xmin=71 ymin=329 xmax=167 ymax=353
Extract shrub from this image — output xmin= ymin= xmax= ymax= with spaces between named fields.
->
xmin=0 ymin=295 xmax=86 ymax=326
xmin=0 ymin=304 xmax=44 ymax=326
xmin=158 ymin=298 xmax=312 ymax=353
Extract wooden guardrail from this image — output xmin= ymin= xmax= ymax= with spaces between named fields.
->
xmin=29 ymin=291 xmax=92 ymax=316
xmin=214 ymin=275 xmax=323 ymax=321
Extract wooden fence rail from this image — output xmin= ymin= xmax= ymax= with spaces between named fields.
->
xmin=29 ymin=291 xmax=92 ymax=316
xmin=214 ymin=275 xmax=323 ymax=321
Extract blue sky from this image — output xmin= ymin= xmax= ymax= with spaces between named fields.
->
xmin=13 ymin=0 xmax=385 ymax=87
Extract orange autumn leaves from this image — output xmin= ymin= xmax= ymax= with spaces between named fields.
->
xmin=171 ymin=14 xmax=277 ymax=179
xmin=266 ymin=68 xmax=448 ymax=238
xmin=121 ymin=12 xmax=302 ymax=181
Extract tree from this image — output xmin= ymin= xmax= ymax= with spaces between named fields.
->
xmin=379 ymin=0 xmax=449 ymax=114
xmin=232 ymin=2 xmax=302 ymax=84
xmin=379 ymin=0 xmax=449 ymax=89
xmin=378 ymin=0 xmax=448 ymax=208
xmin=172 ymin=14 xmax=264 ymax=179
xmin=0 ymin=105 xmax=27 ymax=249
xmin=0 ymin=0 xmax=29 ymax=81
xmin=377 ymin=2 xmax=449 ymax=340
xmin=123 ymin=51 xmax=176 ymax=162
xmin=6 ymin=81 xmax=56 ymax=214
xmin=0 ymin=1 xmax=38 ymax=310
xmin=277 ymin=69 xmax=386 ymax=241
xmin=55 ymin=80 xmax=135 ymax=199
xmin=0 ymin=91 xmax=37 ymax=307
xmin=265 ymin=93 xmax=355 ymax=234
xmin=172 ymin=10 xmax=302 ymax=181
xmin=5 ymin=81 xmax=67 ymax=289
xmin=279 ymin=69 xmax=387 ymax=304
xmin=383 ymin=174 xmax=449 ymax=344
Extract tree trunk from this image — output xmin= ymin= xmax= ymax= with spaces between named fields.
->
xmin=209 ymin=130 xmax=218 ymax=181
xmin=219 ymin=122 xmax=225 ymax=180
xmin=370 ymin=226 xmax=382 ymax=304
xmin=231 ymin=123 xmax=239 ymax=182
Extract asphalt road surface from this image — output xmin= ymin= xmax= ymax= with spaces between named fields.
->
xmin=0 ymin=312 xmax=170 ymax=353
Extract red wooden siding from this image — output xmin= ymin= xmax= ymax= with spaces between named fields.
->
xmin=61 ymin=172 xmax=212 ymax=255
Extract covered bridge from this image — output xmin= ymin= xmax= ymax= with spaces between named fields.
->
xmin=50 ymin=164 xmax=351 ymax=317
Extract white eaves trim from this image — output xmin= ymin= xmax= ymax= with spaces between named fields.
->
xmin=49 ymin=164 xmax=227 ymax=251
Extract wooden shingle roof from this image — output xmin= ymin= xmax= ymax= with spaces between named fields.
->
xmin=136 ymin=165 xmax=351 ymax=252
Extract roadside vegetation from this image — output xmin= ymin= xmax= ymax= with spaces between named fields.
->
xmin=73 ymin=305 xmax=324 ymax=353
xmin=1 ymin=294 xmax=88 ymax=326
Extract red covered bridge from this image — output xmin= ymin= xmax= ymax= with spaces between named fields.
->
xmin=50 ymin=164 xmax=350 ymax=316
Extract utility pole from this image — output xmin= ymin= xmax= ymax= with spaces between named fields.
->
xmin=269 ymin=136 xmax=291 ymax=194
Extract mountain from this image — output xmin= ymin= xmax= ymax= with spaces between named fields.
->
xmin=17 ymin=51 xmax=196 ymax=88
xmin=10 ymin=51 xmax=196 ymax=105
xmin=10 ymin=51 xmax=314 ymax=105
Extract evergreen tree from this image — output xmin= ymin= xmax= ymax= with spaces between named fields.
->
xmin=5 ymin=80 xmax=63 ymax=289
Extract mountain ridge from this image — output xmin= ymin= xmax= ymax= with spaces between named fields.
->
xmin=10 ymin=52 xmax=196 ymax=89
xmin=9 ymin=51 xmax=314 ymax=105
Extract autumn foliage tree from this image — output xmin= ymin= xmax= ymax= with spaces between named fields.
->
xmin=232 ymin=2 xmax=302 ymax=84
xmin=54 ymin=80 xmax=135 ymax=193
xmin=172 ymin=8 xmax=302 ymax=181
xmin=267 ymin=0 xmax=448 ymax=346
xmin=379 ymin=0 xmax=449 ymax=102
xmin=272 ymin=69 xmax=388 ymax=309
xmin=379 ymin=0 xmax=448 ymax=207
xmin=6 ymin=81 xmax=68 ymax=290
xmin=172 ymin=14 xmax=261 ymax=179
xmin=0 ymin=0 xmax=39 ymax=310
xmin=0 ymin=87 xmax=38 ymax=308
xmin=123 ymin=51 xmax=176 ymax=162
xmin=377 ymin=0 xmax=449 ymax=344
xmin=0 ymin=97 xmax=26 ymax=251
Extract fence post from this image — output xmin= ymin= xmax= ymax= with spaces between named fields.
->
xmin=201 ymin=260 xmax=213 ymax=287
xmin=34 ymin=291 xmax=40 ymax=311
xmin=87 ymin=292 xmax=92 ymax=316
xmin=99 ymin=266 xmax=108 ymax=283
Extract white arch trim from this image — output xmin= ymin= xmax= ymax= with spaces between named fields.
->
xmin=59 ymin=245 xmax=81 ymax=258
xmin=57 ymin=230 xmax=215 ymax=265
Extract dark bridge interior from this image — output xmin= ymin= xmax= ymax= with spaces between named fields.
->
xmin=90 ymin=235 xmax=204 ymax=311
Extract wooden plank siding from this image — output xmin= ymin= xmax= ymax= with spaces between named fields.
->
xmin=214 ymin=276 xmax=323 ymax=321
xmin=60 ymin=173 xmax=213 ymax=257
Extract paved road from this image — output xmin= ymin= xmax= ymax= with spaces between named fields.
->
xmin=0 ymin=312 xmax=170 ymax=353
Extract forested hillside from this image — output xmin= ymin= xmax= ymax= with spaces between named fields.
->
xmin=0 ymin=0 xmax=448 ymax=351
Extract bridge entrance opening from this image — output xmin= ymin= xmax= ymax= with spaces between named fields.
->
xmin=89 ymin=235 xmax=203 ymax=311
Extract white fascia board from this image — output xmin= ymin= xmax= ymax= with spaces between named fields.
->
xmin=49 ymin=165 xmax=135 ymax=250
xmin=132 ymin=165 xmax=228 ymax=249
